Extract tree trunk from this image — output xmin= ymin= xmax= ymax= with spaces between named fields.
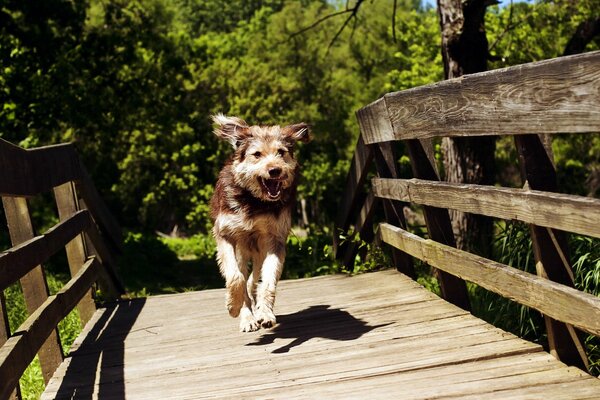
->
xmin=437 ymin=0 xmax=497 ymax=256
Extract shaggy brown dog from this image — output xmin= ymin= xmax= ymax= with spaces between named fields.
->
xmin=210 ymin=114 xmax=310 ymax=332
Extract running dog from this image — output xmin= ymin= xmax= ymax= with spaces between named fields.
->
xmin=210 ymin=114 xmax=310 ymax=332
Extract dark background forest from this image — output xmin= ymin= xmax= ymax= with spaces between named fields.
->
xmin=1 ymin=0 xmax=599 ymax=396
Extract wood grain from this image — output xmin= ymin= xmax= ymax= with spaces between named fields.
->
xmin=0 ymin=210 xmax=91 ymax=291
xmin=41 ymin=270 xmax=600 ymax=399
xmin=372 ymin=178 xmax=600 ymax=239
xmin=358 ymin=51 xmax=600 ymax=143
xmin=0 ymin=258 xmax=100 ymax=400
xmin=2 ymin=197 xmax=64 ymax=383
xmin=379 ymin=223 xmax=600 ymax=337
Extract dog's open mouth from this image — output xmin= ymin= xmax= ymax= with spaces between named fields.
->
xmin=260 ymin=178 xmax=283 ymax=200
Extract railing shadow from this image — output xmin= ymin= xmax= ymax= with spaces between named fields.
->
xmin=248 ymin=304 xmax=389 ymax=353
xmin=53 ymin=298 xmax=146 ymax=399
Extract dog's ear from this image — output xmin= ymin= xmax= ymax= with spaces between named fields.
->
xmin=282 ymin=123 xmax=311 ymax=144
xmin=212 ymin=114 xmax=250 ymax=148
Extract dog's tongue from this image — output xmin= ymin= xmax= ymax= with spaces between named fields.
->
xmin=265 ymin=179 xmax=281 ymax=198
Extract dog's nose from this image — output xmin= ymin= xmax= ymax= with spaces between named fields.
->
xmin=268 ymin=167 xmax=282 ymax=178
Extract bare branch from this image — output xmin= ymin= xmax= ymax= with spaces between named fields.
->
xmin=392 ymin=0 xmax=398 ymax=43
xmin=326 ymin=0 xmax=366 ymax=53
xmin=288 ymin=0 xmax=366 ymax=52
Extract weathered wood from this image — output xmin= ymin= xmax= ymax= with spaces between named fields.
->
xmin=379 ymin=223 xmax=600 ymax=337
xmin=0 ymin=139 xmax=82 ymax=197
xmin=54 ymin=182 xmax=96 ymax=325
xmin=0 ymin=292 xmax=20 ymax=400
xmin=341 ymin=192 xmax=379 ymax=270
xmin=0 ymin=210 xmax=91 ymax=292
xmin=358 ymin=51 xmax=600 ymax=144
xmin=372 ymin=178 xmax=600 ymax=239
xmin=77 ymin=165 xmax=123 ymax=252
xmin=42 ymin=271 xmax=600 ymax=399
xmin=2 ymin=197 xmax=64 ymax=384
xmin=0 ymin=258 xmax=100 ymax=400
xmin=372 ymin=142 xmax=415 ymax=278
xmin=334 ymin=136 xmax=373 ymax=260
xmin=405 ymin=139 xmax=470 ymax=310
xmin=515 ymin=133 xmax=589 ymax=371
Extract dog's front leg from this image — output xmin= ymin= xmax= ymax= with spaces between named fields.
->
xmin=216 ymin=237 xmax=259 ymax=332
xmin=255 ymin=241 xmax=285 ymax=328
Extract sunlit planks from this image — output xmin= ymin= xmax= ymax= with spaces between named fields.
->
xmin=43 ymin=271 xmax=600 ymax=399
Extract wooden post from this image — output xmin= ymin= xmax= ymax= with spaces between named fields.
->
xmin=371 ymin=142 xmax=415 ymax=279
xmin=54 ymin=182 xmax=96 ymax=325
xmin=0 ymin=292 xmax=20 ymax=399
xmin=405 ymin=139 xmax=471 ymax=311
xmin=2 ymin=197 xmax=64 ymax=384
xmin=515 ymin=134 xmax=589 ymax=371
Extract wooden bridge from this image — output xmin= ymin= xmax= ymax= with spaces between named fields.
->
xmin=2 ymin=51 xmax=600 ymax=399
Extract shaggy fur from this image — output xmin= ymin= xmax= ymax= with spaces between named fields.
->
xmin=209 ymin=114 xmax=310 ymax=332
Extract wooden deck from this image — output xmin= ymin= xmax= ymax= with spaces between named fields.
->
xmin=42 ymin=270 xmax=600 ymax=399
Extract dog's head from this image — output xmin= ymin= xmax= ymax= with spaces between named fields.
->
xmin=212 ymin=114 xmax=311 ymax=202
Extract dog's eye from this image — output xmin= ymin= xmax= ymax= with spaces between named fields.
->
xmin=252 ymin=151 xmax=262 ymax=158
xmin=277 ymin=149 xmax=287 ymax=157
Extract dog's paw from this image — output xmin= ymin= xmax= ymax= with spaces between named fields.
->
xmin=255 ymin=307 xmax=277 ymax=329
xmin=226 ymin=291 xmax=244 ymax=318
xmin=239 ymin=313 xmax=260 ymax=332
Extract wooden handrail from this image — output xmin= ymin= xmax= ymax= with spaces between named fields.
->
xmin=341 ymin=51 xmax=600 ymax=372
xmin=373 ymin=178 xmax=600 ymax=239
xmin=379 ymin=223 xmax=600 ymax=337
xmin=0 ymin=138 xmax=125 ymax=399
xmin=358 ymin=50 xmax=600 ymax=143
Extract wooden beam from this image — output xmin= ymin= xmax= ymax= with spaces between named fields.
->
xmin=515 ymin=133 xmax=589 ymax=371
xmin=334 ymin=136 xmax=373 ymax=260
xmin=372 ymin=142 xmax=415 ymax=278
xmin=404 ymin=139 xmax=471 ymax=310
xmin=378 ymin=223 xmax=600 ymax=337
xmin=0 ymin=258 xmax=100 ymax=400
xmin=0 ymin=139 xmax=82 ymax=197
xmin=358 ymin=51 xmax=600 ymax=144
xmin=2 ymin=197 xmax=64 ymax=384
xmin=0 ymin=210 xmax=91 ymax=292
xmin=54 ymin=182 xmax=96 ymax=325
xmin=372 ymin=178 xmax=600 ymax=239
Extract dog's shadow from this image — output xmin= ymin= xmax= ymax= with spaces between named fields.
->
xmin=247 ymin=304 xmax=389 ymax=353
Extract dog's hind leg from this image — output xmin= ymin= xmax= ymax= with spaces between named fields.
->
xmin=255 ymin=240 xmax=285 ymax=328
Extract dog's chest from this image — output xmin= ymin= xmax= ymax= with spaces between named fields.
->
xmin=216 ymin=208 xmax=291 ymax=240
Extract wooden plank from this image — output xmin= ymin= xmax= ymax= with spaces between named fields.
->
xmin=54 ymin=182 xmax=96 ymax=325
xmin=405 ymin=139 xmax=470 ymax=310
xmin=358 ymin=51 xmax=600 ymax=144
xmin=0 ymin=258 xmax=100 ymax=400
xmin=379 ymin=223 xmax=600 ymax=336
xmin=77 ymin=164 xmax=123 ymax=252
xmin=0 ymin=139 xmax=82 ymax=197
xmin=372 ymin=142 xmax=415 ymax=278
xmin=0 ymin=210 xmax=91 ymax=292
xmin=2 ymin=197 xmax=64 ymax=384
xmin=341 ymin=192 xmax=379 ymax=270
xmin=335 ymin=135 xmax=373 ymax=233
xmin=372 ymin=178 xmax=600 ymax=239
xmin=356 ymin=97 xmax=395 ymax=145
xmin=515 ymin=133 xmax=589 ymax=371
xmin=334 ymin=136 xmax=373 ymax=261
xmin=0 ymin=292 xmax=20 ymax=400
xmin=42 ymin=270 xmax=600 ymax=399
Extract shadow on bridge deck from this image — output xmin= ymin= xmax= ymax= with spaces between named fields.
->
xmin=42 ymin=270 xmax=600 ymax=399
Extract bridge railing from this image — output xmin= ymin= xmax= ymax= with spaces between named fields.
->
xmin=0 ymin=139 xmax=125 ymax=399
xmin=336 ymin=50 xmax=600 ymax=372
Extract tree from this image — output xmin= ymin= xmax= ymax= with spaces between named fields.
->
xmin=436 ymin=0 xmax=497 ymax=256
